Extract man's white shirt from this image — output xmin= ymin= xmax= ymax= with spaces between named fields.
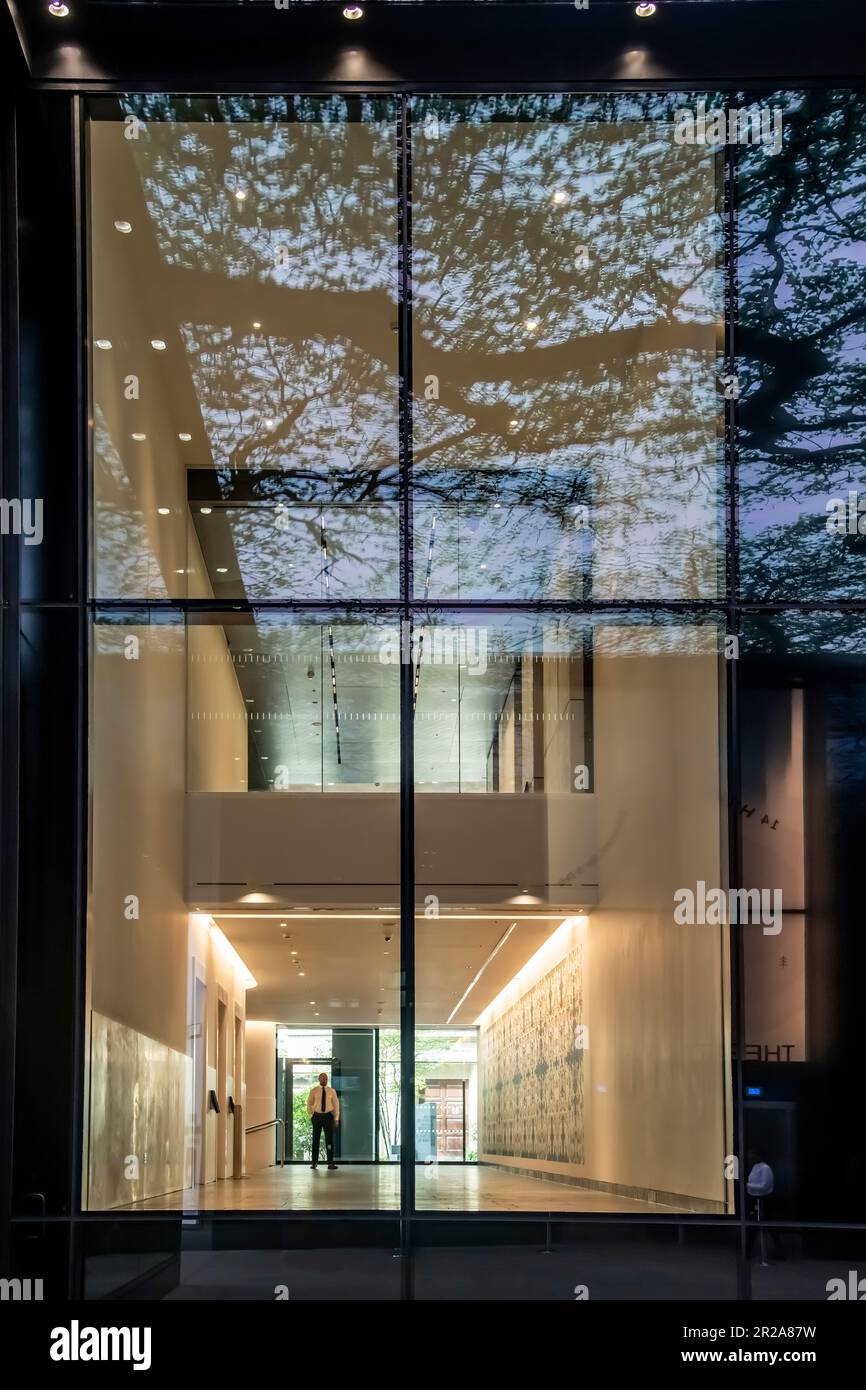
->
xmin=307 ymin=1084 xmax=340 ymax=1121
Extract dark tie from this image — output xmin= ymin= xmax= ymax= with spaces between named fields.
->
xmin=321 ymin=1086 xmax=327 ymax=1113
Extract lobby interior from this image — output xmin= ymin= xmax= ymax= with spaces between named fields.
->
xmin=86 ymin=597 xmax=736 ymax=1217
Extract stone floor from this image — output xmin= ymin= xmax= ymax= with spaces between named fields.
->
xmin=120 ymin=1163 xmax=688 ymax=1214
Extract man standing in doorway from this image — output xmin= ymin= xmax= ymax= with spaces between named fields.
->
xmin=307 ymin=1071 xmax=340 ymax=1170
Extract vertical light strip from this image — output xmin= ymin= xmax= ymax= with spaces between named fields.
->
xmin=474 ymin=915 xmax=588 ymax=1029
xmin=445 ymin=921 xmax=518 ymax=1025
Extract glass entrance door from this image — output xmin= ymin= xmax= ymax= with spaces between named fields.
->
xmin=290 ymin=1062 xmax=336 ymax=1163
xmin=278 ymin=1026 xmax=377 ymax=1161
xmin=425 ymin=1080 xmax=466 ymax=1161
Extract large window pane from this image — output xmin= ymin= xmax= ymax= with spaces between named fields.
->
xmin=411 ymin=95 xmax=725 ymax=602
xmin=89 ymin=96 xmax=399 ymax=602
xmin=414 ymin=611 xmax=733 ymax=1213
xmin=738 ymin=91 xmax=866 ymax=601
xmin=85 ymin=609 xmax=400 ymax=1212
xmin=740 ymin=612 xmax=866 ymax=1223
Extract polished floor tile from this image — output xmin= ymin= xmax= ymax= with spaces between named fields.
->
xmin=120 ymin=1163 xmax=687 ymax=1214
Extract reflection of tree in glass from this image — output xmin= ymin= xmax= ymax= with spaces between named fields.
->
xmin=94 ymin=408 xmax=170 ymax=597
xmin=738 ymin=91 xmax=866 ymax=602
xmin=413 ymin=94 xmax=724 ymax=600
xmin=112 ymin=94 xmax=725 ymax=601
xmin=109 ymin=96 xmax=399 ymax=598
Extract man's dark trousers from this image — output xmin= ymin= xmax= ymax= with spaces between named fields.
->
xmin=311 ymin=1112 xmax=335 ymax=1165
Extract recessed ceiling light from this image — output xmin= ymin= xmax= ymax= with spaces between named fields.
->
xmin=95 ymin=339 xmax=112 ymax=351
xmin=309 ymin=1001 xmax=315 ymax=1005
xmin=158 ymin=507 xmax=170 ymax=515
xmin=48 ymin=2 xmax=70 ymax=15
xmin=216 ymin=566 xmax=228 ymax=573
xmin=178 ymin=433 xmax=192 ymax=442
xmin=131 ymin=432 xmax=147 ymax=441
xmin=635 ymin=2 xmax=656 ymax=14
xmin=150 ymin=339 xmax=167 ymax=351
xmin=299 ymin=971 xmax=305 ymax=977
xmin=114 ymin=220 xmax=132 ymax=234
xmin=342 ymin=4 xmax=364 ymax=18
xmin=200 ymin=506 xmax=212 ymax=515
xmin=252 ymin=321 xmax=262 ymax=329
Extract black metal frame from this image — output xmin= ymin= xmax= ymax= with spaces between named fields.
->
xmin=0 ymin=82 xmax=20 ymax=1285
xmin=4 ymin=40 xmax=866 ymax=1298
xmin=15 ymin=1 xmax=866 ymax=91
xmin=88 ymin=85 xmax=742 ymax=1224
xmin=277 ymin=1048 xmax=392 ymax=1165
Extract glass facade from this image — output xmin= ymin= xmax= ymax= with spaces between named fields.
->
xmin=4 ymin=51 xmax=866 ymax=1308
xmin=81 ymin=95 xmax=735 ymax=1224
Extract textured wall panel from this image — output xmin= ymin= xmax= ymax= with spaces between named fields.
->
xmin=480 ymin=940 xmax=584 ymax=1164
xmin=87 ymin=1010 xmax=190 ymax=1210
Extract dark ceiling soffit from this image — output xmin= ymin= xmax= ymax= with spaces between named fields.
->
xmin=13 ymin=2 xmax=866 ymax=90
xmin=2 ymin=1 xmax=31 ymax=82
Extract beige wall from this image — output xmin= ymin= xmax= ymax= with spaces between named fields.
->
xmin=542 ymin=650 xmax=586 ymax=795
xmin=89 ymin=620 xmax=189 ymax=1054
xmin=245 ymin=1022 xmax=278 ymax=1171
xmin=187 ymin=913 xmax=249 ymax=1187
xmin=479 ymin=628 xmax=732 ymax=1212
xmin=86 ymin=610 xmax=250 ymax=1208
xmin=187 ymin=514 xmax=249 ymax=792
xmin=187 ymin=788 xmax=597 ymax=913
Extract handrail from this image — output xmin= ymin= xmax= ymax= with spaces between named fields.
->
xmin=245 ymin=1117 xmax=286 ymax=1167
